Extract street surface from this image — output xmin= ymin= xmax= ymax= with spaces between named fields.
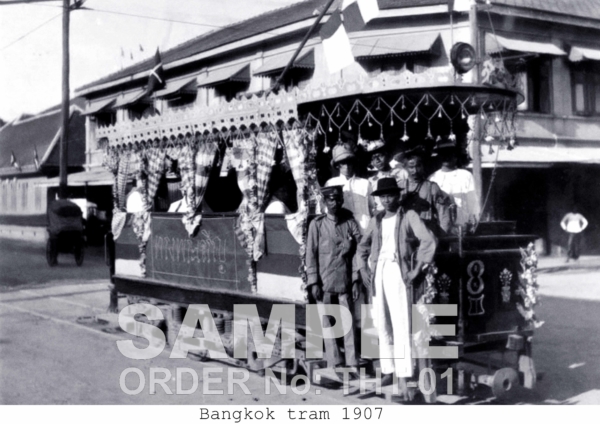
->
xmin=0 ymin=238 xmax=599 ymax=405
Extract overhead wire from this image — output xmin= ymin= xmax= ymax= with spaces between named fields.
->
xmin=0 ymin=11 xmax=62 ymax=52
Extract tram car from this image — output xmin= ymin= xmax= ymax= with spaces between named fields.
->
xmin=100 ymin=64 xmax=541 ymax=402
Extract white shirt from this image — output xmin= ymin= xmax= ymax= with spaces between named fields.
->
xmin=561 ymin=213 xmax=588 ymax=234
xmin=379 ymin=214 xmax=398 ymax=261
xmin=429 ymin=168 xmax=480 ymax=226
xmin=325 ymin=174 xmax=371 ymax=232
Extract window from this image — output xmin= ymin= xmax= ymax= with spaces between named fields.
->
xmin=507 ymin=57 xmax=551 ymax=113
xmin=21 ymin=182 xmax=28 ymax=210
xmin=94 ymin=111 xmax=116 ymax=128
xmin=34 ymin=186 xmax=43 ymax=211
xmin=571 ymin=63 xmax=600 ymax=115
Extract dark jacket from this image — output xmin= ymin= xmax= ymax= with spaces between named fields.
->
xmin=306 ymin=208 xmax=361 ymax=294
xmin=357 ymin=208 xmax=437 ymax=297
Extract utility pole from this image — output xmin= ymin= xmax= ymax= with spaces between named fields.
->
xmin=59 ymin=0 xmax=70 ymax=199
xmin=1 ymin=0 xmax=84 ymax=199
xmin=470 ymin=1 xmax=483 ymax=203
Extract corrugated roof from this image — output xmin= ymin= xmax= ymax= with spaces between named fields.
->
xmin=0 ymin=109 xmax=86 ymax=173
xmin=76 ymin=0 xmax=447 ymax=93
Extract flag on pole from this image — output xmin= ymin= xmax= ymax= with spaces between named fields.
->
xmin=33 ymin=145 xmax=40 ymax=170
xmin=130 ymin=51 xmax=134 ymax=60
xmin=145 ymin=49 xmax=166 ymax=95
xmin=139 ymin=44 xmax=144 ymax=52
xmin=120 ymin=47 xmax=125 ymax=58
xmin=10 ymin=151 xmax=21 ymax=172
xmin=320 ymin=0 xmax=379 ymax=73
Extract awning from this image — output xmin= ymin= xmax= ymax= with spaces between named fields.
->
xmin=38 ymin=169 xmax=114 ymax=187
xmin=352 ymin=33 xmax=441 ymax=59
xmin=485 ymin=34 xmax=566 ymax=56
xmin=569 ymin=46 xmax=600 ymax=62
xmin=113 ymin=90 xmax=149 ymax=109
xmin=83 ymin=97 xmax=116 ymax=115
xmin=153 ymin=77 xmax=198 ymax=98
xmin=197 ymin=64 xmax=251 ymax=87
xmin=481 ymin=146 xmax=600 ymax=168
xmin=254 ymin=48 xmax=314 ymax=77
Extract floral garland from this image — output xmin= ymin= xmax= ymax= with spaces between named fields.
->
xmin=412 ymin=263 xmax=439 ymax=358
xmin=516 ymin=242 xmax=544 ymax=329
xmin=234 ymin=138 xmax=259 ymax=293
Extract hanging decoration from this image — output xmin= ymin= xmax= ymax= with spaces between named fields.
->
xmin=515 ymin=242 xmax=544 ymax=329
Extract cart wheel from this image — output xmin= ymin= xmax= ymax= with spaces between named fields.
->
xmin=74 ymin=241 xmax=84 ymax=266
xmin=46 ymin=238 xmax=58 ymax=266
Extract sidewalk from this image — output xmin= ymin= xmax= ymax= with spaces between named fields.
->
xmin=537 ymin=255 xmax=600 ymax=274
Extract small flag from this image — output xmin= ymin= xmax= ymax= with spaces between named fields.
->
xmin=320 ymin=0 xmax=379 ymax=73
xmin=130 ymin=51 xmax=134 ymax=60
xmin=120 ymin=47 xmax=125 ymax=58
xmin=145 ymin=49 xmax=166 ymax=95
xmin=320 ymin=10 xmax=355 ymax=74
xmin=139 ymin=44 xmax=144 ymax=52
xmin=342 ymin=0 xmax=379 ymax=32
xmin=10 ymin=151 xmax=21 ymax=171
xmin=33 ymin=145 xmax=40 ymax=170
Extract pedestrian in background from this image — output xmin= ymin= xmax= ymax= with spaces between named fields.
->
xmin=561 ymin=207 xmax=588 ymax=262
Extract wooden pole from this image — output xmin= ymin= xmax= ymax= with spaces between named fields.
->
xmin=470 ymin=1 xmax=483 ymax=204
xmin=269 ymin=0 xmax=336 ymax=93
xmin=59 ymin=0 xmax=70 ymax=199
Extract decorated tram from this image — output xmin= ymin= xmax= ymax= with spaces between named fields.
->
xmin=100 ymin=65 xmax=541 ymax=402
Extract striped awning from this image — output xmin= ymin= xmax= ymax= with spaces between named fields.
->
xmin=83 ymin=97 xmax=116 ymax=115
xmin=153 ymin=77 xmax=198 ymax=98
xmin=254 ymin=48 xmax=314 ymax=77
xmin=113 ymin=89 xmax=149 ymax=108
xmin=481 ymin=146 xmax=600 ymax=168
xmin=569 ymin=46 xmax=600 ymax=62
xmin=485 ymin=34 xmax=566 ymax=56
xmin=352 ymin=33 xmax=441 ymax=59
xmin=197 ymin=64 xmax=251 ymax=87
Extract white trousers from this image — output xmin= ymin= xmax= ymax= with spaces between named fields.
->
xmin=374 ymin=259 xmax=413 ymax=378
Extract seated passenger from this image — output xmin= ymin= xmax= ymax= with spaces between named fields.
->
xmin=401 ymin=152 xmax=454 ymax=235
xmin=265 ymin=185 xmax=292 ymax=215
xmin=429 ymin=146 xmax=480 ymax=226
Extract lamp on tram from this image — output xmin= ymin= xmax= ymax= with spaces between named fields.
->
xmin=451 ymin=42 xmax=477 ymax=74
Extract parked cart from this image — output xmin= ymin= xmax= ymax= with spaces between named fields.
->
xmin=46 ymin=199 xmax=85 ymax=266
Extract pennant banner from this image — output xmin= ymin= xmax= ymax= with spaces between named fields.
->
xmin=146 ymin=49 xmax=166 ymax=96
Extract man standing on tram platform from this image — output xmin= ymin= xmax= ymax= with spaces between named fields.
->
xmin=365 ymin=139 xmax=408 ymax=215
xmin=357 ymin=177 xmax=437 ymax=394
xmin=306 ymin=185 xmax=362 ymax=378
xmin=325 ymin=143 xmax=371 ymax=233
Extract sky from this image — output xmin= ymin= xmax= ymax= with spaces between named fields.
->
xmin=0 ymin=0 xmax=301 ymax=121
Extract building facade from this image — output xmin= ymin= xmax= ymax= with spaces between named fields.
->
xmin=77 ymin=0 xmax=600 ymax=254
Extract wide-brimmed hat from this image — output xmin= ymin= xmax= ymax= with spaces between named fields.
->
xmin=371 ymin=177 xmax=402 ymax=197
xmin=365 ymin=139 xmax=386 ymax=156
xmin=331 ymin=144 xmax=355 ymax=166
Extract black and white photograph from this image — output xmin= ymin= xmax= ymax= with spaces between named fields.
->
xmin=1 ymin=0 xmax=599 ymax=419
